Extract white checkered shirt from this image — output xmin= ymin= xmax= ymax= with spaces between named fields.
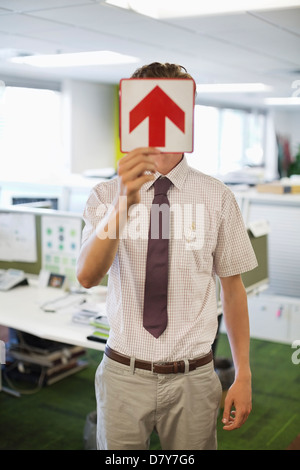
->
xmin=81 ymin=156 xmax=258 ymax=362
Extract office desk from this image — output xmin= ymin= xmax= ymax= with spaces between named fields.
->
xmin=0 ymin=278 xmax=106 ymax=352
xmin=0 ymin=241 xmax=269 ymax=353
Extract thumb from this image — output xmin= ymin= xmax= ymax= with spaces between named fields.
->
xmin=222 ymin=394 xmax=233 ymax=426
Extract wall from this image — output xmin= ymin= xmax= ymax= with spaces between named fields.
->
xmin=62 ymin=80 xmax=116 ymax=174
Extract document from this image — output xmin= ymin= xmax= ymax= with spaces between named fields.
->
xmin=0 ymin=212 xmax=37 ymax=262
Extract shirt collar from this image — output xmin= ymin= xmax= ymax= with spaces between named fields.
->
xmin=143 ymin=155 xmax=189 ymax=192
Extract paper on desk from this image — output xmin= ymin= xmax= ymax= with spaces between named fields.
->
xmin=72 ymin=302 xmax=107 ymax=324
xmin=0 ymin=212 xmax=37 ymax=262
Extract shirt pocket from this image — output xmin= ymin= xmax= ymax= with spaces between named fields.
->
xmin=178 ymin=235 xmax=215 ymax=274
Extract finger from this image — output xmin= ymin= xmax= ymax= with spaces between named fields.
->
xmin=118 ymin=153 xmax=157 ymax=178
xmin=222 ymin=409 xmax=248 ymax=431
xmin=125 ymin=173 xmax=155 ymax=194
xmin=222 ymin=397 xmax=233 ymax=427
xmin=120 ymin=160 xmax=157 ymax=182
xmin=119 ymin=147 xmax=160 ymax=168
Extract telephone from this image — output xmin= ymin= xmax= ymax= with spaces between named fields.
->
xmin=0 ymin=269 xmax=28 ymax=291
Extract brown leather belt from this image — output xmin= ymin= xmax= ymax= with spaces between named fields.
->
xmin=104 ymin=345 xmax=213 ymax=375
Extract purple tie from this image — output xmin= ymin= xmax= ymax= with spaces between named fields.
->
xmin=143 ymin=177 xmax=172 ymax=338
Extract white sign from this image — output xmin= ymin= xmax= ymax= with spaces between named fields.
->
xmin=120 ymin=78 xmax=195 ymax=153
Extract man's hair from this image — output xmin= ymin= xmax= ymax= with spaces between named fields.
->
xmin=131 ymin=62 xmax=194 ymax=81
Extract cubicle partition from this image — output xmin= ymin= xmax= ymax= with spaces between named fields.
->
xmin=0 ymin=205 xmax=269 ymax=291
xmin=0 ymin=206 xmax=83 ymax=283
xmin=216 ymin=227 xmax=269 ymax=311
xmin=242 ymin=229 xmax=269 ymax=294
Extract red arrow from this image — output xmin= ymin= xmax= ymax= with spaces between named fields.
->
xmin=129 ymin=85 xmax=185 ymax=147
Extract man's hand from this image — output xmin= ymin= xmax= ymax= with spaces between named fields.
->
xmin=118 ymin=147 xmax=159 ymax=208
xmin=219 ymin=274 xmax=252 ymax=431
xmin=222 ymin=377 xmax=252 ymax=430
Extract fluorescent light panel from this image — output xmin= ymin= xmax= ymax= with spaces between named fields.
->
xmin=106 ymin=0 xmax=300 ymax=19
xmin=197 ymin=83 xmax=272 ymax=93
xmin=264 ymin=97 xmax=300 ymax=105
xmin=10 ymin=51 xmax=139 ymax=67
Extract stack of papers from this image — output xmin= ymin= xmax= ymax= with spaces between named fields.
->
xmin=88 ymin=316 xmax=110 ymax=343
xmin=72 ymin=303 xmax=110 ymax=344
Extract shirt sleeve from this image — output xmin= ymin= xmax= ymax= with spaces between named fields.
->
xmin=214 ymin=188 xmax=258 ymax=277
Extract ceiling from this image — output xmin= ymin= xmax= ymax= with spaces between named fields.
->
xmin=0 ymin=0 xmax=300 ymax=108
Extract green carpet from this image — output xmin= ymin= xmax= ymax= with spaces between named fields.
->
xmin=0 ymin=334 xmax=299 ymax=450
xmin=215 ymin=335 xmax=300 ymax=450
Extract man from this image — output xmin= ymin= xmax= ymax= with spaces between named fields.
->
xmin=76 ymin=62 xmax=258 ymax=450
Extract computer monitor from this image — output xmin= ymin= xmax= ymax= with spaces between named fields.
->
xmin=216 ymin=227 xmax=269 ymax=311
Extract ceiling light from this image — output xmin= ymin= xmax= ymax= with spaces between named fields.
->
xmin=196 ymin=83 xmax=272 ymax=93
xmin=10 ymin=51 xmax=139 ymax=67
xmin=264 ymin=97 xmax=300 ymax=105
xmin=106 ymin=0 xmax=300 ymax=19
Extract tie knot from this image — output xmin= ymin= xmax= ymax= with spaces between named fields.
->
xmin=154 ymin=177 xmax=172 ymax=196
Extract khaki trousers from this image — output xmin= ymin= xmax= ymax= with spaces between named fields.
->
xmin=95 ymin=354 xmax=222 ymax=450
